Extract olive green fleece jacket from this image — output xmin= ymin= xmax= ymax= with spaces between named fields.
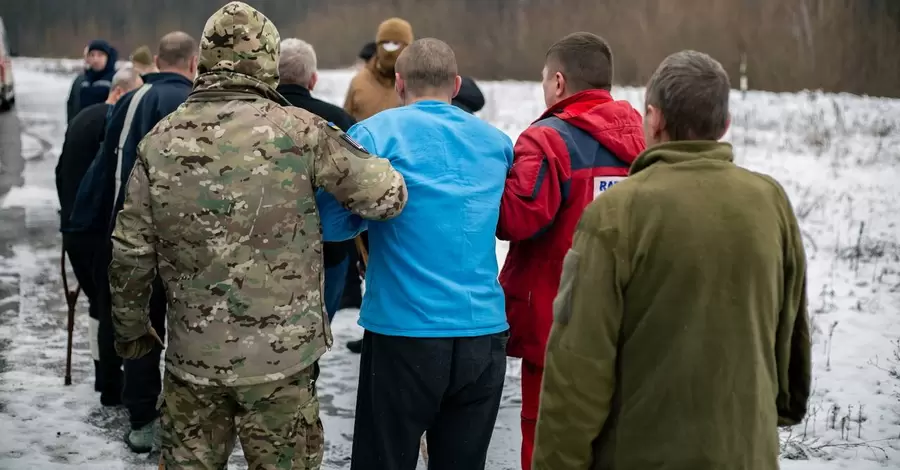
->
xmin=533 ymin=141 xmax=811 ymax=470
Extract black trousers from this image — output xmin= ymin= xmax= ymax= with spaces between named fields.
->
xmin=62 ymin=233 xmax=101 ymax=320
xmin=95 ymin=243 xmax=167 ymax=429
xmin=341 ymin=233 xmax=367 ymax=308
xmin=351 ymin=330 xmax=508 ymax=470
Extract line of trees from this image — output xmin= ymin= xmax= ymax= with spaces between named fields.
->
xmin=3 ymin=0 xmax=899 ymax=97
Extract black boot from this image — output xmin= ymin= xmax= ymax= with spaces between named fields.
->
xmin=100 ymin=374 xmax=123 ymax=407
xmin=93 ymin=360 xmax=102 ymax=392
xmin=347 ymin=338 xmax=363 ymax=354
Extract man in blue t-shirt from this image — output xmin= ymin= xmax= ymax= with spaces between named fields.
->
xmin=335 ymin=38 xmax=513 ymax=470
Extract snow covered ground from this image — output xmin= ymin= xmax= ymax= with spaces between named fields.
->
xmin=0 ymin=58 xmax=898 ymax=469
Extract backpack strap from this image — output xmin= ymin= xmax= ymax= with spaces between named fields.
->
xmin=112 ymin=83 xmax=153 ymax=219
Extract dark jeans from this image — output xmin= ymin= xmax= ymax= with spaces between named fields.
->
xmin=351 ymin=330 xmax=508 ymax=470
xmin=341 ymin=233 xmax=366 ymax=309
xmin=123 ymin=274 xmax=166 ymax=429
xmin=95 ymin=243 xmax=167 ymax=429
xmin=324 ymin=254 xmax=349 ymax=321
xmin=66 ymin=232 xmax=124 ymax=398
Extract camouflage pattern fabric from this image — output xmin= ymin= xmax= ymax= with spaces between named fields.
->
xmin=109 ymin=0 xmax=408 ymax=387
xmin=159 ymin=365 xmax=324 ymax=469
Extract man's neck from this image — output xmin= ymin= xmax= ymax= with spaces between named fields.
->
xmin=157 ymin=67 xmax=193 ymax=80
xmin=406 ymin=95 xmax=451 ymax=105
xmin=279 ymin=82 xmax=310 ymax=91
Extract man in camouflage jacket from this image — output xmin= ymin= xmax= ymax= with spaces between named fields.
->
xmin=108 ymin=2 xmax=408 ymax=468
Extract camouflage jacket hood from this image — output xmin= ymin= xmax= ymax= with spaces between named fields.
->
xmin=107 ymin=1 xmax=409 ymax=387
xmin=194 ymin=1 xmax=287 ymax=105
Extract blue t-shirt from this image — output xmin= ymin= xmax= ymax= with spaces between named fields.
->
xmin=338 ymin=100 xmax=513 ymax=337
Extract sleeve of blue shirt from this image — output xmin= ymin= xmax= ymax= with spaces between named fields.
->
xmin=316 ymin=189 xmax=366 ymax=241
xmin=315 ymin=123 xmax=380 ymax=239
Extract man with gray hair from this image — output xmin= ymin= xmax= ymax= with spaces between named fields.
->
xmin=330 ymin=38 xmax=513 ymax=469
xmin=56 ymin=65 xmax=143 ymax=408
xmin=277 ymin=38 xmax=359 ymax=322
xmin=277 ymin=38 xmax=354 ymax=132
xmin=532 ymin=50 xmax=811 ymax=469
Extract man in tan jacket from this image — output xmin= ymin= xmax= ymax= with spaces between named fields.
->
xmin=343 ymin=17 xmax=413 ymax=121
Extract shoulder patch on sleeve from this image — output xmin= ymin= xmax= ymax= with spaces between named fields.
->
xmin=325 ymin=122 xmax=369 ymax=154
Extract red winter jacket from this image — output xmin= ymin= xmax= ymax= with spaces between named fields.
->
xmin=497 ymin=89 xmax=646 ymax=367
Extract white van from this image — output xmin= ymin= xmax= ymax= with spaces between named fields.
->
xmin=0 ymin=16 xmax=16 ymax=111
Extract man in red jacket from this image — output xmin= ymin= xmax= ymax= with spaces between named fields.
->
xmin=497 ymin=32 xmax=646 ymax=470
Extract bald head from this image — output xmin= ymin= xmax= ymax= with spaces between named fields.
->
xmin=157 ymin=31 xmax=197 ymax=70
xmin=395 ymin=38 xmax=459 ymax=101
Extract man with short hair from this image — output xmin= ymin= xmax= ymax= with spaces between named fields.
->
xmin=496 ymin=32 xmax=645 ymax=470
xmin=532 ymin=50 xmax=812 ymax=470
xmin=109 ymin=3 xmax=406 ymax=467
xmin=342 ymin=38 xmax=512 ymax=470
xmin=69 ymin=30 xmax=199 ymax=453
xmin=56 ymin=67 xmax=143 ymax=405
xmin=277 ymin=37 xmax=357 ymax=320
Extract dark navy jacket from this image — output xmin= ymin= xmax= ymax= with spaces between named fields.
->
xmin=68 ymin=72 xmax=193 ymax=234
xmin=78 ymin=40 xmax=118 ymax=114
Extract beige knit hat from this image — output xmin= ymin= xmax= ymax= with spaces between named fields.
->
xmin=129 ymin=45 xmax=153 ymax=66
xmin=376 ymin=18 xmax=413 ymax=45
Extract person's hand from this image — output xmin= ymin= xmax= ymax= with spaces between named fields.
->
xmin=115 ymin=325 xmax=164 ymax=360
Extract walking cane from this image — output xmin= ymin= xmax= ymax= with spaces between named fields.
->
xmin=353 ymin=235 xmax=368 ymax=267
xmin=352 ymin=235 xmax=428 ymax=464
xmin=61 ymin=246 xmax=81 ymax=386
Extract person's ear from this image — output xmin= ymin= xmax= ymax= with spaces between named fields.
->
xmin=308 ymin=72 xmax=319 ymax=91
xmin=452 ymin=75 xmax=461 ymax=99
xmin=718 ymin=113 xmax=731 ymax=140
xmin=647 ymin=104 xmax=667 ymax=141
xmin=395 ymin=74 xmax=405 ymax=99
xmin=555 ymin=71 xmax=566 ymax=99
xmin=153 ymin=55 xmax=161 ymax=71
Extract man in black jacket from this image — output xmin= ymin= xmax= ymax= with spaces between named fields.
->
xmin=277 ymin=38 xmax=357 ymax=322
xmin=56 ymin=67 xmax=143 ymax=403
xmin=452 ymin=76 xmax=486 ymax=114
xmin=66 ymin=46 xmax=89 ymax=125
xmin=69 ymin=31 xmax=198 ymax=453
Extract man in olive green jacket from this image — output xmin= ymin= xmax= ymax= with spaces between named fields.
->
xmin=532 ymin=50 xmax=811 ymax=470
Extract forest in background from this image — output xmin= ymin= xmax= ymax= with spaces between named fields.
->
xmin=2 ymin=0 xmax=899 ymax=97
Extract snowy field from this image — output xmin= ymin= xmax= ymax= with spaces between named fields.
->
xmin=0 ymin=57 xmax=898 ymax=469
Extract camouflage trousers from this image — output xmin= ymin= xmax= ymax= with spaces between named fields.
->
xmin=159 ymin=363 xmax=324 ymax=469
